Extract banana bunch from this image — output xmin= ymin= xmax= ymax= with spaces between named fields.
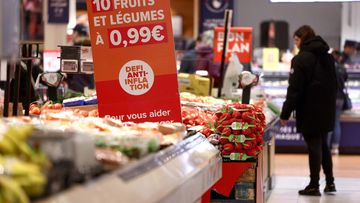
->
xmin=0 ymin=124 xmax=49 ymax=168
xmin=0 ymin=123 xmax=48 ymax=199
xmin=0 ymin=156 xmax=46 ymax=198
xmin=0 ymin=176 xmax=29 ymax=203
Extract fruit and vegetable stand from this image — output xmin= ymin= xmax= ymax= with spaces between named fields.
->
xmin=201 ymin=113 xmax=278 ymax=203
xmin=0 ymin=115 xmax=222 ymax=203
xmin=179 ymin=94 xmax=278 ymax=203
xmin=0 ymin=92 xmax=278 ymax=203
xmin=36 ymin=134 xmax=222 ymax=203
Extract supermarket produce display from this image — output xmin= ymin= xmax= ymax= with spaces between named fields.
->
xmin=0 ymin=112 xmax=189 ymax=201
xmin=0 ymin=90 xmax=279 ymax=203
xmin=0 ymin=3 xmax=274 ymax=199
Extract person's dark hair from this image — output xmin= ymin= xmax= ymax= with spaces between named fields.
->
xmin=186 ymin=40 xmax=196 ymax=50
xmin=331 ymin=50 xmax=341 ymax=56
xmin=293 ymin=25 xmax=316 ymax=46
xmin=73 ymin=24 xmax=88 ymax=37
xmin=344 ymin=40 xmax=356 ymax=48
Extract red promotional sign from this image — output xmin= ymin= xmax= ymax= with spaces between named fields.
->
xmin=86 ymin=0 xmax=181 ymax=123
xmin=214 ymin=27 xmax=253 ymax=63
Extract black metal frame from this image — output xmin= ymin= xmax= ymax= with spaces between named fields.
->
xmin=3 ymin=41 xmax=42 ymax=117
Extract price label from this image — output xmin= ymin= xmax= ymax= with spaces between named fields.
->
xmin=61 ymin=59 xmax=78 ymax=73
xmin=81 ymin=61 xmax=94 ymax=74
xmin=108 ymin=23 xmax=167 ymax=48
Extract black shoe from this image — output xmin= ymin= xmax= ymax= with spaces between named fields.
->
xmin=324 ymin=183 xmax=336 ymax=193
xmin=299 ymin=185 xmax=321 ymax=196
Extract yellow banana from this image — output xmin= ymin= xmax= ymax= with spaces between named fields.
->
xmin=0 ymin=176 xmax=29 ymax=203
xmin=0 ymin=136 xmax=16 ymax=155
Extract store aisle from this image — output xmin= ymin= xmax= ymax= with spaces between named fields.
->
xmin=267 ymin=154 xmax=360 ymax=203
xmin=267 ymin=176 xmax=360 ymax=203
xmin=273 ymin=154 xmax=360 ymax=178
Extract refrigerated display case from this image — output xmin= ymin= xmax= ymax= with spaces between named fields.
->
xmin=261 ymin=70 xmax=360 ymax=154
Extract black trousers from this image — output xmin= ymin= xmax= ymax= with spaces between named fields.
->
xmin=303 ymin=133 xmax=334 ymax=186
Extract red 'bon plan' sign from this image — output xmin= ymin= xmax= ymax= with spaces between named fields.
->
xmin=214 ymin=27 xmax=253 ymax=63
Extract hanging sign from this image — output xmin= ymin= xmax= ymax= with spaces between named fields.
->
xmin=199 ymin=0 xmax=234 ymax=33
xmin=214 ymin=27 xmax=253 ymax=63
xmin=48 ymin=0 xmax=69 ymax=23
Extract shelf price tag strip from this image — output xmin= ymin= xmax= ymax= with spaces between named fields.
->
xmin=118 ymin=134 xmax=206 ymax=182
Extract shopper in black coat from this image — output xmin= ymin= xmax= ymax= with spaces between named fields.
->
xmin=280 ymin=25 xmax=337 ymax=196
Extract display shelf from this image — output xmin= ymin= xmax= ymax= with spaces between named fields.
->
xmin=262 ymin=69 xmax=360 ymax=82
xmin=36 ymin=134 xmax=222 ymax=203
xmin=202 ymin=122 xmax=278 ymax=203
xmin=341 ymin=111 xmax=360 ymax=122
xmin=347 ymin=70 xmax=360 ymax=80
xmin=262 ymin=71 xmax=290 ymax=78
xmin=64 ymin=104 xmax=98 ymax=111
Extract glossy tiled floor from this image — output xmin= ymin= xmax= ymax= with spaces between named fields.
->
xmin=267 ymin=154 xmax=360 ymax=203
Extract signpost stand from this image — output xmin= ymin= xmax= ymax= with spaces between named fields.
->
xmin=242 ymin=64 xmax=252 ymax=105
xmin=217 ymin=10 xmax=232 ymax=98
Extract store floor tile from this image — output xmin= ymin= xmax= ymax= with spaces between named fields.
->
xmin=275 ymin=154 xmax=360 ymax=178
xmin=273 ymin=176 xmax=308 ymax=189
xmin=267 ymin=176 xmax=360 ymax=203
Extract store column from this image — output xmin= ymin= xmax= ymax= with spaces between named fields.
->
xmin=43 ymin=0 xmax=76 ymax=50
xmin=341 ymin=2 xmax=360 ymax=47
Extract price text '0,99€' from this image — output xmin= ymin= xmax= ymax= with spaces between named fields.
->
xmin=108 ymin=23 xmax=168 ymax=48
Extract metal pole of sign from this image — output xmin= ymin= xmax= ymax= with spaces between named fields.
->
xmin=242 ymin=64 xmax=252 ymax=104
xmin=217 ymin=9 xmax=233 ymax=98
xmin=242 ymin=85 xmax=252 ymax=104
xmin=24 ymin=44 xmax=33 ymax=116
xmin=3 ymin=63 xmax=11 ymax=117
xmin=13 ymin=63 xmax=21 ymax=116
xmin=36 ymin=44 xmax=39 ymax=57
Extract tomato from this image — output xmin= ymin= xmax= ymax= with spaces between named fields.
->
xmin=246 ymin=149 xmax=257 ymax=156
xmin=215 ymin=112 xmax=223 ymax=118
xmin=221 ymin=150 xmax=231 ymax=156
xmin=89 ymin=110 xmax=99 ymax=117
xmin=73 ymin=109 xmax=81 ymax=114
xmin=223 ymin=143 xmax=234 ymax=152
xmin=54 ymin=103 xmax=63 ymax=109
xmin=233 ymin=130 xmax=241 ymax=135
xmin=80 ymin=110 xmax=89 ymax=117
xmin=232 ymin=111 xmax=242 ymax=119
xmin=30 ymin=103 xmax=38 ymax=110
xmin=234 ymin=143 xmax=243 ymax=152
xmin=30 ymin=107 xmax=41 ymax=115
xmin=222 ymin=127 xmax=232 ymax=136
xmin=219 ymin=137 xmax=229 ymax=145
